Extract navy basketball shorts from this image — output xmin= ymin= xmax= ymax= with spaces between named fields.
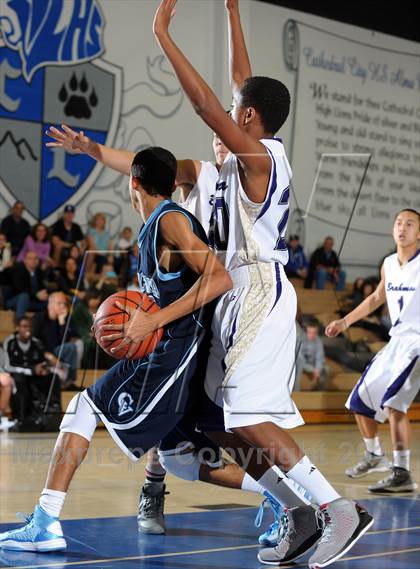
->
xmin=84 ymin=334 xmax=201 ymax=461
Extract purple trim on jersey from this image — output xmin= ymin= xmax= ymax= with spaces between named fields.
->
xmin=274 ymin=137 xmax=283 ymax=143
xmin=256 ymin=147 xmax=278 ymax=221
xmin=348 ymin=358 xmax=377 ymax=419
xmin=268 ymin=263 xmax=282 ymax=316
xmin=222 ymin=314 xmax=238 ymax=372
xmin=408 ymin=248 xmax=420 ymax=263
xmin=380 ymin=356 xmax=419 ymax=409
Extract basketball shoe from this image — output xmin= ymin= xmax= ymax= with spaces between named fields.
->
xmin=307 ymin=499 xmax=373 ymax=568
xmin=0 ymin=506 xmax=66 ymax=552
xmin=137 ymin=483 xmax=166 ymax=534
xmin=345 ymin=452 xmax=390 ymax=478
xmin=368 ymin=467 xmax=418 ymax=493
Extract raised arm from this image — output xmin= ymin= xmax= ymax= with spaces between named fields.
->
xmin=153 ymin=0 xmax=271 ymax=203
xmin=226 ymin=0 xmax=252 ymax=95
xmin=325 ymin=265 xmax=386 ymax=337
xmin=46 ymin=125 xmax=134 ymax=175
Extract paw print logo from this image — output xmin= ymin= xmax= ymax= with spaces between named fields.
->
xmin=58 ymin=73 xmax=98 ymax=119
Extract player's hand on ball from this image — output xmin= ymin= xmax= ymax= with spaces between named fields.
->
xmin=153 ymin=0 xmax=177 ymax=37
xmin=45 ymin=124 xmax=91 ymax=154
xmin=325 ymin=318 xmax=347 ymax=337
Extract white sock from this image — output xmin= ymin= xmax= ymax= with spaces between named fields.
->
xmin=287 ymin=456 xmax=340 ymax=505
xmin=241 ymin=467 xmax=310 ymax=508
xmin=363 ymin=436 xmax=383 ymax=456
xmin=393 ymin=450 xmax=410 ymax=471
xmin=39 ymin=488 xmax=66 ymax=518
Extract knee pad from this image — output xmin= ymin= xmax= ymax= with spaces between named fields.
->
xmin=60 ymin=393 xmax=99 ymax=442
xmin=158 ymin=449 xmax=201 ymax=481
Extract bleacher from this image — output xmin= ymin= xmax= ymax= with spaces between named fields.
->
xmin=2 ymin=280 xmax=419 ymax=425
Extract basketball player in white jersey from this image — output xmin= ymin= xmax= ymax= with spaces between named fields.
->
xmin=153 ymin=1 xmax=373 ymax=567
xmin=326 ymin=209 xmax=419 ymax=493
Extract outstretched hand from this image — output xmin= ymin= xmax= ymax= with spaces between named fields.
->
xmin=325 ymin=318 xmax=348 ymax=337
xmin=45 ymin=124 xmax=91 ymax=154
xmin=153 ymin=0 xmax=177 ymax=37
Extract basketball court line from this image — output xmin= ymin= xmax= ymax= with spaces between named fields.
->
xmin=1 ymin=524 xmax=419 ymax=569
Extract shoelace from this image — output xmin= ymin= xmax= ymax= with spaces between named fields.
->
xmin=141 ymin=491 xmax=168 ymax=518
xmin=316 ymin=506 xmax=332 ymax=544
xmin=254 ymin=495 xmax=280 ymax=529
xmin=276 ymin=512 xmax=289 ymax=542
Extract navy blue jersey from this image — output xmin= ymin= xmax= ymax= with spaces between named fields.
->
xmin=137 ymin=199 xmax=209 ymax=339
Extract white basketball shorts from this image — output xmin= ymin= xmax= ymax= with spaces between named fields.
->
xmin=204 ymin=262 xmax=304 ymax=430
xmin=346 ymin=334 xmax=420 ymax=422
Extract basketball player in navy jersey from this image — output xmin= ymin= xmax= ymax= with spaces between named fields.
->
xmin=0 ymin=147 xmax=233 ymax=553
xmin=327 ymin=209 xmax=420 ymax=493
xmin=153 ymin=1 xmax=373 ymax=567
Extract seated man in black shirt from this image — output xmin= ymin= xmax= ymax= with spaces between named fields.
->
xmin=3 ymin=317 xmax=61 ymax=423
xmin=305 ymin=236 xmax=346 ymax=290
xmin=0 ymin=201 xmax=30 ymax=257
xmin=5 ymin=251 xmax=48 ymax=320
xmin=50 ymin=205 xmax=85 ymax=267
xmin=32 ymin=291 xmax=81 ymax=388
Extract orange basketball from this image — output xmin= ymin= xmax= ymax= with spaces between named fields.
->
xmin=93 ymin=290 xmax=164 ymax=360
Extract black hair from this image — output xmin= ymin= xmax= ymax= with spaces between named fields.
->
xmin=395 ymin=208 xmax=420 ymax=224
xmin=131 ymin=147 xmax=177 ymax=198
xmin=17 ymin=317 xmax=30 ymax=326
xmin=239 ymin=76 xmax=290 ymax=134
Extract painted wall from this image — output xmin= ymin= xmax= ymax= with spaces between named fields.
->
xmin=0 ymin=0 xmax=419 ymax=278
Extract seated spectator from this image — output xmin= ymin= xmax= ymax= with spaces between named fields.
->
xmin=5 ymin=251 xmax=48 ymax=320
xmin=114 ymin=226 xmax=134 ymax=274
xmin=0 ymin=201 xmax=30 ymax=256
xmin=0 ymin=346 xmax=15 ymax=430
xmin=3 ymin=317 xmax=61 ymax=424
xmin=72 ymin=291 xmax=113 ymax=369
xmin=89 ymin=262 xmax=119 ymax=297
xmin=304 ymin=236 xmax=346 ymax=291
xmin=58 ymin=257 xmax=85 ymax=300
xmin=86 ymin=212 xmax=112 ymax=274
xmin=0 ymin=233 xmax=13 ymax=307
xmin=285 ymin=234 xmax=308 ymax=280
xmin=17 ymin=223 xmax=53 ymax=270
xmin=32 ymin=292 xmax=82 ymax=389
xmin=295 ymin=321 xmax=328 ymax=391
xmin=51 ymin=205 xmax=85 ymax=267
xmin=349 ymin=277 xmax=365 ymax=308
xmin=345 ymin=279 xmax=389 ymax=341
xmin=68 ymin=244 xmax=83 ymax=271
xmin=119 ymin=243 xmax=139 ymax=288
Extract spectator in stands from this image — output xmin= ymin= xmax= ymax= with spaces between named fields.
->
xmin=86 ymin=212 xmax=112 ymax=274
xmin=31 ymin=292 xmax=81 ymax=389
xmin=51 ymin=205 xmax=85 ymax=267
xmin=72 ymin=291 xmax=113 ymax=368
xmin=295 ymin=320 xmax=328 ymax=391
xmin=89 ymin=262 xmax=118 ymax=297
xmin=285 ymin=234 xmax=308 ymax=280
xmin=349 ymin=277 xmax=365 ymax=308
xmin=0 ymin=233 xmax=13 ymax=305
xmin=17 ymin=223 xmax=53 ymax=270
xmin=114 ymin=226 xmax=133 ymax=274
xmin=3 ymin=317 xmax=61 ymax=423
xmin=305 ymin=236 xmax=346 ymax=291
xmin=119 ymin=242 xmax=139 ymax=287
xmin=0 ymin=201 xmax=30 ymax=256
xmin=58 ymin=257 xmax=85 ymax=300
xmin=0 ymin=346 xmax=15 ymax=430
xmin=5 ymin=251 xmax=48 ymax=320
xmin=68 ymin=244 xmax=83 ymax=271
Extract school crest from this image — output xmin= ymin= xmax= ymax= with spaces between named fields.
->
xmin=0 ymin=0 xmax=122 ymax=222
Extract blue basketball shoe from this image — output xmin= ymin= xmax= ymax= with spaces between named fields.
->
xmin=255 ymin=493 xmax=283 ymax=546
xmin=0 ymin=506 xmax=66 ymax=552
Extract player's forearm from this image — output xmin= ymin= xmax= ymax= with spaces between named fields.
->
xmin=155 ymin=31 xmax=224 ymax=125
xmin=227 ymin=7 xmax=252 ymax=93
xmin=87 ymin=142 xmax=134 ymax=176
xmin=154 ymin=269 xmax=232 ymax=328
xmin=344 ymin=294 xmax=384 ymax=327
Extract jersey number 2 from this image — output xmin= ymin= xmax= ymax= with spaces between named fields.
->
xmin=274 ymin=187 xmax=290 ymax=251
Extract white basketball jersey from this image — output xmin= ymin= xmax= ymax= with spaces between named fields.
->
xmin=178 ymin=161 xmax=218 ymax=236
xmin=208 ymin=138 xmax=292 ymax=271
xmin=384 ymin=250 xmax=420 ymax=337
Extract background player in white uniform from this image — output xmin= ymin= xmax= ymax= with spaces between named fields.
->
xmin=153 ymin=1 xmax=373 ymax=567
xmin=327 ymin=209 xmax=420 ymax=493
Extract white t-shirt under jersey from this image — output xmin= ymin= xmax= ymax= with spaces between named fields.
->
xmin=384 ymin=250 xmax=420 ymax=337
xmin=178 ymin=161 xmax=219 ymax=236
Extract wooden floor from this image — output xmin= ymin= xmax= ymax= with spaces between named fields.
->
xmin=1 ymin=423 xmax=419 ymax=522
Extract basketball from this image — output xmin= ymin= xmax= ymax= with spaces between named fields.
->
xmin=93 ymin=290 xmax=163 ymax=360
